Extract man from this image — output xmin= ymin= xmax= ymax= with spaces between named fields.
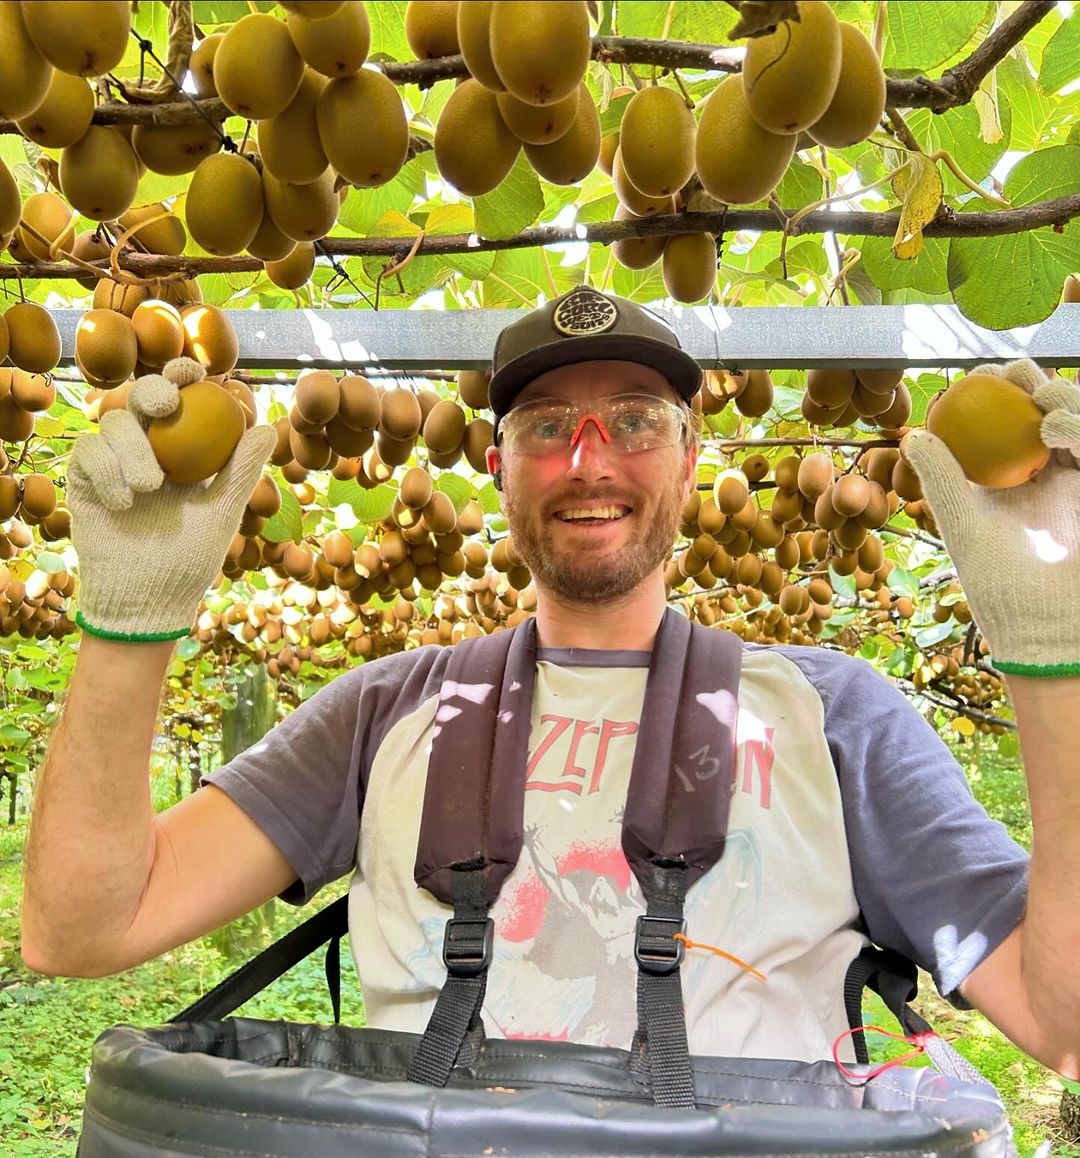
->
xmin=19 ymin=286 xmax=1080 ymax=1074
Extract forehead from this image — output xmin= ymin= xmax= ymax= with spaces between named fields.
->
xmin=514 ymin=360 xmax=681 ymax=406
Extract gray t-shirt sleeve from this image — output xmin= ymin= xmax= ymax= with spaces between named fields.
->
xmin=202 ymin=646 xmax=448 ymax=906
xmin=771 ymin=645 xmax=1029 ymax=1000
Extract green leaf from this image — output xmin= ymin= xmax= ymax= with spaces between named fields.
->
xmin=360 ymin=210 xmax=444 ymax=299
xmin=947 ymin=145 xmax=1080 ymax=330
xmin=336 ymin=157 xmax=426 ymax=237
xmin=775 ymin=159 xmax=824 ymax=211
xmin=175 ymin=637 xmax=201 ymax=659
xmin=884 ymin=1 xmax=992 ymax=70
xmin=365 ymin=0 xmax=411 ymax=63
xmin=997 ymin=54 xmax=1057 ymax=153
xmin=829 ymin=569 xmax=857 ymax=600
xmin=434 ymin=472 xmax=473 ymax=514
xmin=1038 ymin=14 xmax=1080 ymax=95
xmin=262 ymin=483 xmax=304 ymax=544
xmin=476 ymin=480 xmax=502 ymax=515
xmin=914 ymin=621 xmax=956 ymax=647
xmin=427 ymin=203 xmax=495 ymax=282
xmin=33 ymin=551 xmax=65 ymax=574
xmin=905 ymin=99 xmax=1012 ymax=194
xmin=473 ymin=154 xmax=544 ymax=241
xmin=856 ymin=235 xmax=948 ymax=294
xmin=0 ymin=725 xmax=32 ymax=745
xmin=995 ymin=731 xmax=1021 ymax=761
xmin=348 ymin=483 xmax=396 ymax=524
xmin=886 ymin=566 xmax=920 ymax=599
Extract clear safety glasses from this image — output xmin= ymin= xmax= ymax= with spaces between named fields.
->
xmin=499 ymin=393 xmax=688 ymax=457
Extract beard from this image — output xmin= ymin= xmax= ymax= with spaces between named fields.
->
xmin=501 ymin=465 xmax=687 ymax=605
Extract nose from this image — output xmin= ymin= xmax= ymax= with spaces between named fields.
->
xmin=567 ymin=419 xmax=615 ymax=482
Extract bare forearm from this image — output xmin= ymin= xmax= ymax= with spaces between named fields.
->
xmin=21 ymin=635 xmax=176 ymax=975
xmin=1009 ymin=675 xmax=1080 ymax=1060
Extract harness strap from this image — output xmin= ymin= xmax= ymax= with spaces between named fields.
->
xmin=407 ymin=864 xmax=492 ymax=1086
xmin=169 ymin=894 xmax=349 ymax=1024
xmin=631 ymin=861 xmax=695 ymax=1108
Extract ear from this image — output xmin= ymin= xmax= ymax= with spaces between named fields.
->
xmin=486 ymin=445 xmax=505 ymax=498
xmin=682 ymin=441 xmax=699 ymax=503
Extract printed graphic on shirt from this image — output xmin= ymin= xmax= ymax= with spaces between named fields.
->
xmin=350 ymin=652 xmax=865 ymax=1060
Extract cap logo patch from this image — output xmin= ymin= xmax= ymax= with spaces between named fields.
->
xmin=552 ymin=287 xmax=618 ymax=337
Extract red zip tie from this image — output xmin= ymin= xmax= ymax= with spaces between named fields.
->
xmin=673 ymin=933 xmax=767 ymax=982
xmin=832 ymin=1024 xmax=940 ymax=1083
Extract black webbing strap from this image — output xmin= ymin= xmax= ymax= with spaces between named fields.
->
xmin=631 ymin=860 xmax=695 ymax=1108
xmin=169 ymin=894 xmax=349 ymax=1024
xmin=406 ymin=864 xmax=494 ymax=1087
xmin=844 ymin=944 xmax=1000 ymax=1091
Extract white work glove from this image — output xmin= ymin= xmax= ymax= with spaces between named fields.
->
xmin=902 ymin=359 xmax=1080 ymax=677
xmin=68 ymin=358 xmax=275 ymax=642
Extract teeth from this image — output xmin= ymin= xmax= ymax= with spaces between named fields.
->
xmin=557 ymin=506 xmax=627 ymax=521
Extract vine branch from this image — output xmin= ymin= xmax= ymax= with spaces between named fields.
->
xmin=4 ymin=194 xmax=1078 ymax=280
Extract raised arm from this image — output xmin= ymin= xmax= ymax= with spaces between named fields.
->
xmin=20 ymin=359 xmax=289 ymax=977
xmin=905 ymin=362 xmax=1080 ymax=1077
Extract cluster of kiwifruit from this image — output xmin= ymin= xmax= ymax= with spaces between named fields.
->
xmin=267 ymin=368 xmax=492 ymax=486
xmin=601 ymin=0 xmax=887 ymax=301
xmin=802 ymin=367 xmax=911 ymax=431
xmin=0 ymin=558 xmax=76 ymax=642
xmin=666 ymin=445 xmax=916 ymax=635
xmin=1 ymin=0 xmax=893 ymax=309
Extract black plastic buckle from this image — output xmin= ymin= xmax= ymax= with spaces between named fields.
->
xmin=634 ymin=915 xmax=687 ymax=976
xmin=443 ymin=916 xmax=494 ymax=978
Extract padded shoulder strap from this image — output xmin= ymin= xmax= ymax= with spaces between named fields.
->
xmin=414 ymin=619 xmax=538 ymax=906
xmin=622 ymin=611 xmax=743 ymax=890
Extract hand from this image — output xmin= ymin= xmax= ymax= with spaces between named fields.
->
xmin=902 ymin=360 xmax=1080 ymax=677
xmin=68 ymin=358 xmax=276 ymax=642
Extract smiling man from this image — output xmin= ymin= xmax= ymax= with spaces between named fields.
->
xmin=22 ymin=285 xmax=1080 ymax=1083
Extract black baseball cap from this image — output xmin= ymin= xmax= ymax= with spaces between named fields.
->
xmin=487 ymin=285 xmax=703 ymax=419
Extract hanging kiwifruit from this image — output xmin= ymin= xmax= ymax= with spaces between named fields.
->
xmin=21 ymin=1 xmax=130 ymax=77
xmin=15 ymin=70 xmax=94 ymax=148
xmin=435 ymin=79 xmax=520 ymax=197
xmin=59 ymin=126 xmax=141 ymax=221
xmin=489 ymin=0 xmax=590 ymax=107
xmin=185 ymin=153 xmax=265 ymax=256
xmin=5 ymin=301 xmax=61 ymax=374
xmin=0 ymin=2 xmax=52 ymax=120
xmin=214 ymin=13 xmax=305 ymax=120
xmin=286 ymin=1 xmax=370 ymax=77
xmin=317 ymin=69 xmax=409 ymax=187
xmin=258 ymin=70 xmax=329 ymax=184
xmin=76 ymin=309 xmax=139 ymax=385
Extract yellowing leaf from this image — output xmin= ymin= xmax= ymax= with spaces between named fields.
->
xmin=951 ymin=716 xmax=977 ymax=737
xmin=891 ymin=154 xmax=943 ymax=260
xmin=974 ymin=81 xmax=1003 ymax=145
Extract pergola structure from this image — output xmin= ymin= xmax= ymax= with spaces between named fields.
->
xmin=49 ymin=304 xmax=1080 ymax=374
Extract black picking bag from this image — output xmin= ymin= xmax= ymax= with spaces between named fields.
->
xmin=77 ymin=616 xmax=1014 ymax=1156
xmin=79 ymin=1017 xmax=1012 ymax=1158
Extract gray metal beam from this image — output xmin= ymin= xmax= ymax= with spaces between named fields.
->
xmin=50 ymin=304 xmax=1079 ymax=372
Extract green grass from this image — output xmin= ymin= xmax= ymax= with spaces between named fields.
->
xmin=0 ymin=743 xmax=1075 ymax=1156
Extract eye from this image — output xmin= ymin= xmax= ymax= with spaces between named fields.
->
xmin=613 ymin=408 xmax=653 ymax=435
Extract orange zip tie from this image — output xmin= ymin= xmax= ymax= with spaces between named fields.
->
xmin=673 ymin=933 xmax=767 ymax=983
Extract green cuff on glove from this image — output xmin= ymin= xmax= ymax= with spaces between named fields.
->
xmin=75 ymin=610 xmax=192 ymax=644
xmin=994 ymin=659 xmax=1080 ymax=678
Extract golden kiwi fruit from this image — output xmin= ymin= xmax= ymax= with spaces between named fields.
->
xmin=59 ymin=125 xmax=141 ymax=221
xmin=286 ymin=1 xmax=370 ymax=77
xmin=15 ymin=70 xmax=94 ymax=148
xmin=489 ymin=0 xmax=590 ymax=107
xmin=214 ymin=12 xmax=305 ymax=120
xmin=696 ymin=76 xmax=796 ymax=205
xmin=76 ymin=309 xmax=139 ymax=384
xmin=0 ymin=2 xmax=52 ymax=120
xmin=317 ymin=69 xmax=409 ymax=188
xmin=148 ymin=381 xmax=246 ymax=484
xmin=435 ymin=79 xmax=521 ymax=197
xmin=5 ymin=301 xmax=62 ymax=374
xmin=522 ymin=85 xmax=600 ymax=185
xmin=405 ymin=1 xmax=460 ymax=59
xmin=807 ymin=22 xmax=887 ymax=149
xmin=923 ymin=373 xmax=1051 ymax=488
xmin=456 ymin=0 xmax=504 ymax=91
xmin=258 ymin=70 xmax=329 ymax=184
xmin=742 ymin=0 xmax=842 ymax=135
xmin=21 ymin=1 xmax=130 ymax=77
xmin=618 ymin=86 xmax=696 ymax=199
